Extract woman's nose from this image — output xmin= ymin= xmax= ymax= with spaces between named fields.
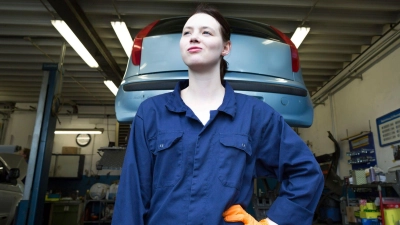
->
xmin=190 ymin=37 xmax=199 ymax=43
xmin=190 ymin=33 xmax=199 ymax=43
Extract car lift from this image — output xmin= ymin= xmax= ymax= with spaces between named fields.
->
xmin=15 ymin=63 xmax=60 ymax=225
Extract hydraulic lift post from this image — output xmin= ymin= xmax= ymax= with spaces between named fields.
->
xmin=15 ymin=63 xmax=60 ymax=225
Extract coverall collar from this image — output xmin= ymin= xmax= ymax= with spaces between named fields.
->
xmin=165 ymin=80 xmax=236 ymax=118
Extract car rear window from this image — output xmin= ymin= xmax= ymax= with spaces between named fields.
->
xmin=147 ymin=17 xmax=284 ymax=42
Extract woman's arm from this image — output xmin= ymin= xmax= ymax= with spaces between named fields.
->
xmin=255 ymin=112 xmax=324 ymax=225
xmin=112 ymin=111 xmax=153 ymax=225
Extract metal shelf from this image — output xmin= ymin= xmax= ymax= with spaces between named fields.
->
xmin=83 ymin=199 xmax=114 ymax=225
xmin=346 ymin=183 xmax=400 ymax=196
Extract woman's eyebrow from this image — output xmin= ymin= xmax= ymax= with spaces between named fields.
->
xmin=183 ymin=26 xmax=215 ymax=31
xmin=201 ymin=26 xmax=215 ymax=31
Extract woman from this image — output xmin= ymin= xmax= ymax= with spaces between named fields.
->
xmin=113 ymin=4 xmax=324 ymax=225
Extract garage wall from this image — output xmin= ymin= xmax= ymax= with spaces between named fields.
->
xmin=300 ymin=46 xmax=400 ymax=177
xmin=3 ymin=104 xmax=120 ymax=176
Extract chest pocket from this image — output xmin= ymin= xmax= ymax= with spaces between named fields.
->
xmin=152 ymin=131 xmax=183 ymax=188
xmin=218 ymin=134 xmax=252 ymax=190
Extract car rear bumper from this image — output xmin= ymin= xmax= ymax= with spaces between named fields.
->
xmin=116 ymin=72 xmax=313 ymax=127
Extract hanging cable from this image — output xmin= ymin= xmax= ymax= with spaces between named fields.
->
xmin=23 ymin=36 xmax=104 ymax=104
xmin=300 ymin=0 xmax=321 ymax=26
xmin=24 ymin=37 xmax=57 ymax=63
xmin=39 ymin=0 xmax=56 ymax=20
xmin=112 ymin=0 xmax=122 ymax=20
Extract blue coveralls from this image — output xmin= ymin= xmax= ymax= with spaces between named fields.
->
xmin=113 ymin=80 xmax=324 ymax=225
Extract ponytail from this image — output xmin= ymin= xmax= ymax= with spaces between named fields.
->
xmin=220 ymin=57 xmax=228 ymax=83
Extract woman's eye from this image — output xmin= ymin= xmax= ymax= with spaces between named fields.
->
xmin=183 ymin=31 xmax=190 ymax=35
xmin=203 ymin=31 xmax=211 ymax=35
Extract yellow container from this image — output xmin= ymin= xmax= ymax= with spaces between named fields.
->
xmin=384 ymin=208 xmax=400 ymax=225
xmin=359 ymin=202 xmax=376 ymax=212
xmin=360 ymin=211 xmax=380 ymax=219
xmin=366 ymin=202 xmax=376 ymax=210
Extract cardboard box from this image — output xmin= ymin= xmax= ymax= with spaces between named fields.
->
xmin=347 ymin=206 xmax=360 ymax=223
xmin=61 ymin=146 xmax=80 ymax=154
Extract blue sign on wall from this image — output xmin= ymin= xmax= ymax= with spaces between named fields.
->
xmin=376 ymin=108 xmax=400 ymax=147
xmin=347 ymin=132 xmax=377 ymax=170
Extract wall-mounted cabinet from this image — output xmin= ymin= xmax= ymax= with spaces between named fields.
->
xmin=49 ymin=154 xmax=85 ymax=179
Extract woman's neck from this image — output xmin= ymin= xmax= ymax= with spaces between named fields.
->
xmin=180 ymin=69 xmax=225 ymax=125
xmin=184 ymin=66 xmax=224 ymax=100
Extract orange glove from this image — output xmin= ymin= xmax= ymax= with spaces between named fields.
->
xmin=223 ymin=205 xmax=269 ymax=225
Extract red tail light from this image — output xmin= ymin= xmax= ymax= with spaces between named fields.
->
xmin=270 ymin=26 xmax=300 ymax=72
xmin=132 ymin=20 xmax=160 ymax=66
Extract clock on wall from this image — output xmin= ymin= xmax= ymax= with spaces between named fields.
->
xmin=76 ymin=134 xmax=91 ymax=147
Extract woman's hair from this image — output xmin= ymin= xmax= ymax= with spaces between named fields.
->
xmin=193 ymin=3 xmax=230 ymax=82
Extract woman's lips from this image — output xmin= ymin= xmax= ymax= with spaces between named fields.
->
xmin=188 ymin=47 xmax=202 ymax=53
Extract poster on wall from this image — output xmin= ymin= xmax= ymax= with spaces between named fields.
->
xmin=376 ymin=108 xmax=400 ymax=147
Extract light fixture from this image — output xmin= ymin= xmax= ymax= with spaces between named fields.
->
xmin=111 ymin=21 xmax=133 ymax=57
xmin=51 ymin=20 xmax=99 ymax=68
xmin=54 ymin=128 xmax=104 ymax=134
xmin=290 ymin=27 xmax=310 ymax=48
xmin=104 ymin=80 xmax=118 ymax=96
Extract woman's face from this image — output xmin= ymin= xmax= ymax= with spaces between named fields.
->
xmin=180 ymin=13 xmax=229 ymax=70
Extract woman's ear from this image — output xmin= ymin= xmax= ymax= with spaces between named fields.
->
xmin=222 ymin=40 xmax=231 ymax=56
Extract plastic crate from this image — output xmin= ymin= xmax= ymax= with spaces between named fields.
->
xmin=361 ymin=218 xmax=379 ymax=225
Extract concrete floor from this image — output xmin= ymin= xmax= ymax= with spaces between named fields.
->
xmin=313 ymin=221 xmax=342 ymax=225
xmin=314 ymin=223 xmax=342 ymax=225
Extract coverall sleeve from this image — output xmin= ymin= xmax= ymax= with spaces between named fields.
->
xmin=112 ymin=112 xmax=153 ymax=225
xmin=255 ymin=112 xmax=324 ymax=225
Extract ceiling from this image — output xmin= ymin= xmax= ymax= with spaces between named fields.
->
xmin=0 ymin=0 xmax=399 ymax=109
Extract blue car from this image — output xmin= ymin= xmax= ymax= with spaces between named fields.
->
xmin=115 ymin=17 xmax=313 ymax=127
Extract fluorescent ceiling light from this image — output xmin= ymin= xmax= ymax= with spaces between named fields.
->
xmin=54 ymin=128 xmax=104 ymax=134
xmin=104 ymin=80 xmax=118 ymax=96
xmin=290 ymin=27 xmax=310 ymax=48
xmin=111 ymin=21 xmax=133 ymax=57
xmin=51 ymin=20 xmax=99 ymax=68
